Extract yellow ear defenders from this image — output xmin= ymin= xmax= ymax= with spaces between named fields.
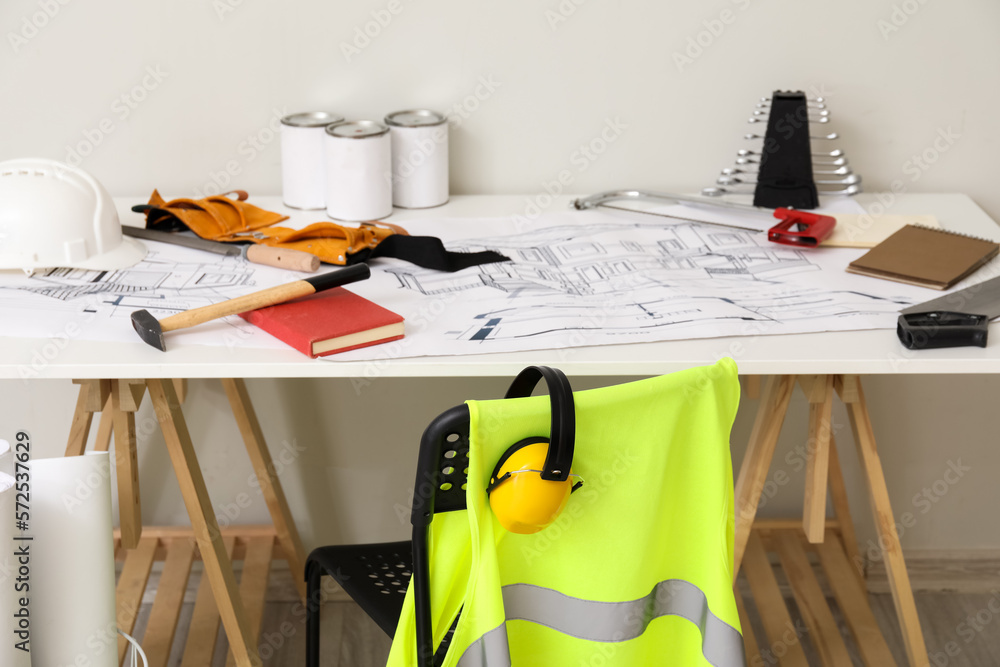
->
xmin=487 ymin=366 xmax=583 ymax=534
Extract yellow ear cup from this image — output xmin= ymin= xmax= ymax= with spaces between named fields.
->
xmin=488 ymin=441 xmax=573 ymax=535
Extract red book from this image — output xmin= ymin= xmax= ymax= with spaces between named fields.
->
xmin=238 ymin=287 xmax=404 ymax=358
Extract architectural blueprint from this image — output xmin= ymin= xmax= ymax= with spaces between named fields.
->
xmin=0 ymin=207 xmax=942 ymax=356
xmin=0 ymin=241 xmax=294 ymax=349
xmin=333 ymin=208 xmax=938 ymax=361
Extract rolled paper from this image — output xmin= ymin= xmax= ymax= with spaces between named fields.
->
xmin=28 ymin=453 xmax=117 ymax=667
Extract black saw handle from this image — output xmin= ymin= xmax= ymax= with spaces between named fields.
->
xmin=897 ymin=311 xmax=989 ymax=350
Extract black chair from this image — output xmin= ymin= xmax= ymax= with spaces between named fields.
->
xmin=306 ymin=404 xmax=471 ymax=667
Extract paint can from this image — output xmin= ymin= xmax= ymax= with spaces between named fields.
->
xmin=280 ymin=111 xmax=344 ymax=210
xmin=324 ymin=120 xmax=392 ymax=221
xmin=385 ymin=109 xmax=449 ymax=209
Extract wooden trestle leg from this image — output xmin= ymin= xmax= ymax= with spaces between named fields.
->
xmin=836 ymin=376 xmax=929 ymax=667
xmin=735 ymin=374 xmax=928 ymax=667
xmin=221 ymin=378 xmax=307 ymax=601
xmin=147 ymin=378 xmax=262 ymax=667
xmin=113 ymin=379 xmax=146 ymax=549
xmin=65 ymin=377 xmax=301 ymax=666
xmin=734 ymin=375 xmax=796 ymax=571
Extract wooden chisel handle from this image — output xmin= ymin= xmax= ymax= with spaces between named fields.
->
xmin=158 ymin=263 xmax=371 ymax=333
xmin=245 ymin=245 xmax=321 ymax=272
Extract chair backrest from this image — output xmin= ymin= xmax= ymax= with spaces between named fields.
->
xmin=406 ymin=367 xmax=573 ymax=666
xmin=409 ymin=404 xmax=471 ymax=527
xmin=407 ymin=403 xmax=474 ymax=666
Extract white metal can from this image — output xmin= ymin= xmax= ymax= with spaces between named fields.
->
xmin=280 ymin=112 xmax=344 ymax=210
xmin=324 ymin=120 xmax=392 ymax=221
xmin=385 ymin=109 xmax=449 ymax=209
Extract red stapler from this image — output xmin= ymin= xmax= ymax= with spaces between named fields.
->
xmin=768 ymin=208 xmax=836 ymax=247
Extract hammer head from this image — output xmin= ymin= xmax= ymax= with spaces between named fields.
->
xmin=131 ymin=310 xmax=166 ymax=351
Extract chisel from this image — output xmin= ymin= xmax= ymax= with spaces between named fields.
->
xmin=130 ymin=263 xmax=370 ymax=351
xmin=122 ymin=226 xmax=320 ymax=272
xmin=898 ymin=274 xmax=1000 ymax=349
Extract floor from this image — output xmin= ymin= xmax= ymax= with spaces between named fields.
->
xmin=130 ymin=587 xmax=1000 ymax=666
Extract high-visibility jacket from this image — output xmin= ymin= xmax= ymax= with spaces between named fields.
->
xmin=388 ymin=358 xmax=744 ymax=666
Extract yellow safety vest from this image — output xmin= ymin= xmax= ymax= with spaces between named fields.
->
xmin=389 ymin=358 xmax=744 ymax=666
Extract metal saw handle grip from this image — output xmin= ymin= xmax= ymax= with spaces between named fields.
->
xmin=896 ymin=311 xmax=989 ymax=350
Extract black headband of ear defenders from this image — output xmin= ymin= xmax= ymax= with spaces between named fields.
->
xmin=502 ymin=366 xmax=575 ymax=483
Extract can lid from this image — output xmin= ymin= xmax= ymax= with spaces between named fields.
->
xmin=325 ymin=120 xmax=390 ymax=139
xmin=385 ymin=109 xmax=447 ymax=128
xmin=281 ymin=112 xmax=345 ymax=128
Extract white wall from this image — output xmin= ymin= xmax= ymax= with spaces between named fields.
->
xmin=2 ymin=0 xmax=1000 ymax=553
xmin=2 ymin=0 xmax=997 ymax=214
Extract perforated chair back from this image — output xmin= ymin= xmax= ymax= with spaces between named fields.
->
xmin=305 ymin=403 xmax=473 ymax=667
xmin=410 ymin=404 xmax=471 ymax=521
xmin=407 ymin=404 xmax=472 ymax=665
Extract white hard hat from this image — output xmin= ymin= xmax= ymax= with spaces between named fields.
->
xmin=0 ymin=158 xmax=146 ymax=271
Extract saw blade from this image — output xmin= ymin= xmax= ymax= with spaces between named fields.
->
xmin=901 ymin=274 xmax=1000 ymax=319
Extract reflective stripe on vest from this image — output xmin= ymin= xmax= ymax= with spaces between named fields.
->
xmin=457 ymin=579 xmax=744 ymax=667
xmin=455 ymin=623 xmax=510 ymax=667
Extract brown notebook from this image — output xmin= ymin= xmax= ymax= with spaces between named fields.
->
xmin=846 ymin=225 xmax=999 ymax=290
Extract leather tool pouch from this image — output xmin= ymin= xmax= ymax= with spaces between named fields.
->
xmin=133 ymin=190 xmax=509 ymax=272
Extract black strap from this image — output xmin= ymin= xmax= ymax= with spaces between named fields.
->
xmin=349 ymin=235 xmax=509 ymax=273
xmin=504 ymin=366 xmax=575 ymax=482
xmin=131 ymin=204 xmax=189 ymax=232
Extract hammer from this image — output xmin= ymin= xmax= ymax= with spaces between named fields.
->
xmin=130 ymin=263 xmax=371 ymax=351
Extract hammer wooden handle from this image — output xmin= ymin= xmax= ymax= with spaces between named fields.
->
xmin=156 ymin=263 xmax=371 ymax=334
xmin=159 ymin=281 xmax=315 ymax=333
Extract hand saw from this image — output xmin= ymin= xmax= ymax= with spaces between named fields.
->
xmin=898 ymin=274 xmax=1000 ymax=349
xmin=572 ymin=190 xmax=836 ymax=247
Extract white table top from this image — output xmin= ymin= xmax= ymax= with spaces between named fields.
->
xmin=2 ymin=193 xmax=999 ymax=380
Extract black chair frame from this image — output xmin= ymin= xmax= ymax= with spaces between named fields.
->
xmin=306 ymin=366 xmax=571 ymax=667
xmin=306 ymin=404 xmax=471 ymax=667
